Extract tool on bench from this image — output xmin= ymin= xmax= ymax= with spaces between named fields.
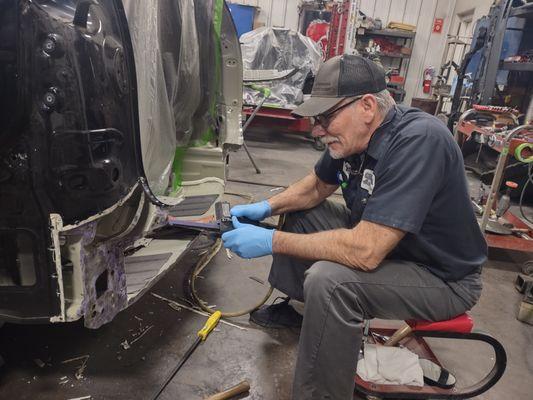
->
xmin=203 ymin=380 xmax=251 ymax=400
xmin=165 ymin=201 xmax=275 ymax=235
xmin=495 ymin=181 xmax=518 ymax=218
xmin=152 ymin=311 xmax=222 ymax=400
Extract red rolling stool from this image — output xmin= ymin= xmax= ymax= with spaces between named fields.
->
xmin=354 ymin=313 xmax=507 ymax=399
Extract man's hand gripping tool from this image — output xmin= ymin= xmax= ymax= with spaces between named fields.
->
xmin=166 ymin=201 xmax=271 ymax=235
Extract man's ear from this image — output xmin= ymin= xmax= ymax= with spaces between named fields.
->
xmin=360 ymin=94 xmax=378 ymax=123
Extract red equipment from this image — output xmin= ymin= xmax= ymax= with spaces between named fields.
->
xmin=406 ymin=313 xmax=473 ymax=333
xmin=423 ymin=67 xmax=434 ymax=94
xmin=242 ymin=106 xmax=311 ymax=134
xmin=306 ymin=20 xmax=330 ymax=60
xmin=326 ymin=0 xmax=351 ymax=59
xmin=355 ymin=313 xmax=507 ymax=399
xmin=241 ymin=105 xmax=321 ymax=151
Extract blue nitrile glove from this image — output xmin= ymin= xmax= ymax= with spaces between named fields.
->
xmin=221 ymin=216 xmax=274 ymax=259
xmin=230 ymin=200 xmax=271 ymax=221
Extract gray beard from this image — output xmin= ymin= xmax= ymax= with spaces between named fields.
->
xmin=328 ymin=147 xmax=344 ymax=159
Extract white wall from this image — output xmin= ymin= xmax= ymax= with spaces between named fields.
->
xmin=453 ymin=0 xmax=493 ymax=24
xmin=227 ymin=0 xmax=300 ymax=31
xmin=447 ymin=0 xmax=493 ymax=52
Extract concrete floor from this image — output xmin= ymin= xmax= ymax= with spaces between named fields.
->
xmin=0 ymin=129 xmax=532 ymax=400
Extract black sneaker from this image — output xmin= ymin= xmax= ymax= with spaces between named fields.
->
xmin=250 ymin=297 xmax=303 ymax=328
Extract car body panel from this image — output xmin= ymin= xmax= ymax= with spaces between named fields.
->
xmin=0 ymin=0 xmax=242 ymax=328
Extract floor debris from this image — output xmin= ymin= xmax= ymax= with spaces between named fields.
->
xmin=67 ymin=396 xmax=91 ymax=400
xmin=151 ymin=293 xmax=247 ymax=331
xmin=122 ymin=321 xmax=154 ymax=351
xmin=61 ymin=355 xmax=89 ymax=365
xmin=75 ymin=362 xmax=87 ymax=380
xmin=61 ymin=355 xmax=89 ymax=380
xmin=130 ymin=325 xmax=153 ymax=345
xmin=33 ymin=358 xmax=46 ymax=368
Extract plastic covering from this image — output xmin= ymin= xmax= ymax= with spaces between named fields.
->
xmin=122 ymin=0 xmax=216 ymax=195
xmin=240 ymin=27 xmax=322 ymax=108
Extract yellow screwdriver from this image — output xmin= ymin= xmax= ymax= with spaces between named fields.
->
xmin=152 ymin=311 xmax=222 ymax=399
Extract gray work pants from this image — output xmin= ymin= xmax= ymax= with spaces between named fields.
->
xmin=268 ymin=200 xmax=482 ymax=400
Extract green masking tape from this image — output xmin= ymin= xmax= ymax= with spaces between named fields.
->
xmin=515 ymin=142 xmax=533 ymax=163
xmin=248 ymin=84 xmax=271 ymax=98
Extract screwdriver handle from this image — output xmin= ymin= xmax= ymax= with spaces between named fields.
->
xmin=204 ymin=380 xmax=251 ymax=400
xmin=198 ymin=311 xmax=222 ymax=341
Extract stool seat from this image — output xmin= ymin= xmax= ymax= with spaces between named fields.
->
xmin=406 ymin=313 xmax=474 ymax=333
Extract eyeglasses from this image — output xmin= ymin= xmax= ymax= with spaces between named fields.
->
xmin=312 ymin=96 xmax=363 ymax=129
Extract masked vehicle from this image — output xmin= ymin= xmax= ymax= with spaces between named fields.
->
xmin=0 ymin=0 xmax=242 ymax=328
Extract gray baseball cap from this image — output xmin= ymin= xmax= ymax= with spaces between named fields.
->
xmin=292 ymin=55 xmax=387 ymax=117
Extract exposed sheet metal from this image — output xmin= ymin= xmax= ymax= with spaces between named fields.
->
xmin=167 ymin=195 xmax=219 ymax=218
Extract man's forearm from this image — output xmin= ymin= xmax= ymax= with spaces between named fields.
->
xmin=272 ymin=229 xmax=376 ymax=270
xmin=267 ymin=172 xmax=337 ymax=216
xmin=272 ymin=221 xmax=405 ymax=271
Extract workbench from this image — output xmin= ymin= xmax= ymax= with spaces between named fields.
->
xmin=456 ymin=106 xmax=533 ymax=252
xmin=455 ymin=106 xmax=532 ymax=156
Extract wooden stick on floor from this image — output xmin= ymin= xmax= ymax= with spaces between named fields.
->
xmin=204 ymin=380 xmax=251 ymax=400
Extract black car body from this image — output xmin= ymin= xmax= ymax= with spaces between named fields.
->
xmin=0 ymin=0 xmax=242 ymax=328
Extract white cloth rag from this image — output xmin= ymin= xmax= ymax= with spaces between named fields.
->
xmin=356 ymin=343 xmax=424 ymax=387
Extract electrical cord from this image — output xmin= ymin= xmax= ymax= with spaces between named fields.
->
xmin=186 ymin=191 xmax=281 ymax=318
xmin=188 ymin=239 xmax=274 ymax=318
xmin=519 ymin=162 xmax=533 ymax=225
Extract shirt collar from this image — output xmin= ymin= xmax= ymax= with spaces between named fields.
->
xmin=365 ymin=106 xmax=398 ymax=160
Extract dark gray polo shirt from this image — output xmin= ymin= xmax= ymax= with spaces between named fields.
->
xmin=315 ymin=105 xmax=487 ymax=282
